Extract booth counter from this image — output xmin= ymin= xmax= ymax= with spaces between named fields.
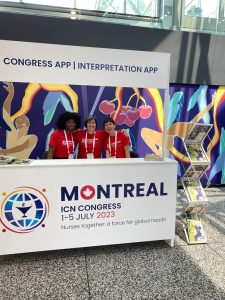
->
xmin=0 ymin=158 xmax=177 ymax=255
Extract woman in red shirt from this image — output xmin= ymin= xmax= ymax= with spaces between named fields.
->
xmin=103 ymin=117 xmax=130 ymax=158
xmin=47 ymin=112 xmax=81 ymax=159
xmin=75 ymin=115 xmax=105 ymax=159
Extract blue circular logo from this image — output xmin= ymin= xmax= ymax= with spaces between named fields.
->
xmin=0 ymin=187 xmax=49 ymax=233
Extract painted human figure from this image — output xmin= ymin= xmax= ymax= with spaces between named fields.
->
xmin=0 ymin=82 xmax=37 ymax=159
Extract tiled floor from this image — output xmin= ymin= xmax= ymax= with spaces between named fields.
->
xmin=0 ymin=187 xmax=225 ymax=300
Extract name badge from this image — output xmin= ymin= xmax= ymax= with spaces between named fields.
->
xmin=87 ymin=153 xmax=94 ymax=159
xmin=68 ymin=154 xmax=74 ymax=159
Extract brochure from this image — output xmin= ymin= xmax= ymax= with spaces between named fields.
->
xmin=187 ymin=216 xmax=207 ymax=244
xmin=185 ymin=143 xmax=209 ymax=163
xmin=185 ymin=203 xmax=207 ymax=215
xmin=0 ymin=155 xmax=14 ymax=165
xmin=186 ymin=123 xmax=212 ymax=144
xmin=144 ymin=154 xmax=163 ymax=161
xmin=185 ymin=164 xmax=208 ymax=179
xmin=182 ymin=179 xmax=207 ymax=202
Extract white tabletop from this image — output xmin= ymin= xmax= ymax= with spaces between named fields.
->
xmin=0 ymin=157 xmax=177 ymax=168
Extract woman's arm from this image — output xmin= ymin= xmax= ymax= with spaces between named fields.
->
xmin=47 ymin=146 xmax=55 ymax=159
xmin=105 ymin=149 xmax=110 ymax=158
xmin=124 ymin=146 xmax=130 ymax=158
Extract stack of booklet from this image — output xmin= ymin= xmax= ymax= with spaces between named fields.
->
xmin=187 ymin=214 xmax=207 ymax=244
xmin=185 ymin=143 xmax=209 ymax=163
xmin=144 ymin=154 xmax=163 ymax=161
xmin=0 ymin=155 xmax=14 ymax=165
xmin=182 ymin=178 xmax=207 ymax=202
xmin=0 ymin=155 xmax=32 ymax=165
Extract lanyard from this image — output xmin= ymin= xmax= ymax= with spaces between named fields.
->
xmin=64 ymin=130 xmax=74 ymax=156
xmin=108 ymin=131 xmax=117 ymax=157
xmin=85 ymin=131 xmax=96 ymax=153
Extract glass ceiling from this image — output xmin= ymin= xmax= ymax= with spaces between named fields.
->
xmin=0 ymin=0 xmax=160 ymax=17
xmin=0 ymin=0 xmax=225 ymax=35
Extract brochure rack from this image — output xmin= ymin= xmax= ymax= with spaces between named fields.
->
xmin=177 ymin=123 xmax=213 ymax=244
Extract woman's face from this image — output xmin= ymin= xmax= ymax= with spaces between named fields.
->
xmin=65 ymin=119 xmax=76 ymax=132
xmin=87 ymin=119 xmax=96 ymax=133
xmin=104 ymin=121 xmax=116 ymax=135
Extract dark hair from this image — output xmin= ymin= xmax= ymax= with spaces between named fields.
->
xmin=84 ymin=115 xmax=98 ymax=128
xmin=103 ymin=117 xmax=115 ymax=126
xmin=56 ymin=112 xmax=81 ymax=130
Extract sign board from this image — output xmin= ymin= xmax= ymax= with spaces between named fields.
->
xmin=0 ymin=159 xmax=177 ymax=255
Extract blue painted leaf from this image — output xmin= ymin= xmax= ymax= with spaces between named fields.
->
xmin=59 ymin=94 xmax=73 ymax=112
xmin=197 ymin=86 xmax=210 ymax=124
xmin=45 ymin=128 xmax=54 ymax=151
xmin=187 ymin=87 xmax=201 ymax=111
xmin=220 ymin=127 xmax=225 ymax=155
xmin=167 ymin=92 xmax=183 ymax=127
xmin=125 ymin=129 xmax=136 ymax=151
xmin=43 ymin=92 xmax=63 ymax=114
xmin=209 ymin=152 xmax=225 ymax=182
xmin=44 ymin=100 xmax=60 ymax=126
xmin=175 ymin=94 xmax=184 ymax=122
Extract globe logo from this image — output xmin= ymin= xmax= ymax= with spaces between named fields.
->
xmin=0 ymin=187 xmax=49 ymax=233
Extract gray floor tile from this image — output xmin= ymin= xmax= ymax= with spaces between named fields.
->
xmin=208 ymin=243 xmax=225 ymax=259
xmin=0 ymin=249 xmax=89 ymax=300
xmin=180 ymin=244 xmax=225 ymax=294
xmin=86 ymin=243 xmax=225 ymax=300
xmin=176 ymin=187 xmax=225 ymax=246
xmin=174 ymin=232 xmax=189 ymax=246
xmin=85 ymin=240 xmax=169 ymax=256
xmin=0 ymin=187 xmax=225 ymax=300
xmin=202 ymin=210 xmax=225 ymax=245
xmin=206 ymin=187 xmax=225 ymax=201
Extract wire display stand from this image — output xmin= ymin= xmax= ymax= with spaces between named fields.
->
xmin=177 ymin=123 xmax=213 ymax=244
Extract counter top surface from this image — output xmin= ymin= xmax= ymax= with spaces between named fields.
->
xmin=0 ymin=157 xmax=177 ymax=168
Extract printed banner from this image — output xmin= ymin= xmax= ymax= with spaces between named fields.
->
xmin=0 ymin=40 xmax=170 ymax=89
xmin=0 ymin=159 xmax=177 ymax=255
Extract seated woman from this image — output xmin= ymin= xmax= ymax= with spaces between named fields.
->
xmin=47 ymin=111 xmax=81 ymax=159
xmin=74 ymin=115 xmax=105 ymax=159
xmin=103 ymin=117 xmax=130 ymax=158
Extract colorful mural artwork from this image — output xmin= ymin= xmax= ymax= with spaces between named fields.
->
xmin=0 ymin=81 xmax=165 ymax=160
xmin=1 ymin=81 xmax=225 ymax=184
xmin=169 ymin=84 xmax=225 ymax=185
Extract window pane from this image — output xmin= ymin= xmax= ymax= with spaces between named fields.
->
xmin=0 ymin=0 xmax=20 ymax=2
xmin=185 ymin=0 xmax=218 ymax=18
xmin=76 ymin=0 xmax=160 ymax=17
xmin=23 ymin=0 xmax=74 ymax=8
xmin=76 ymin=0 xmax=98 ymax=11
xmin=97 ymin=0 xmax=124 ymax=14
xmin=126 ymin=0 xmax=159 ymax=17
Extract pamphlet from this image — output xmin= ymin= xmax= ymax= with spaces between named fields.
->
xmin=185 ymin=164 xmax=208 ymax=179
xmin=185 ymin=203 xmax=207 ymax=214
xmin=186 ymin=123 xmax=212 ymax=144
xmin=144 ymin=154 xmax=163 ymax=161
xmin=182 ymin=179 xmax=207 ymax=202
xmin=187 ymin=216 xmax=207 ymax=244
xmin=186 ymin=143 xmax=209 ymax=163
